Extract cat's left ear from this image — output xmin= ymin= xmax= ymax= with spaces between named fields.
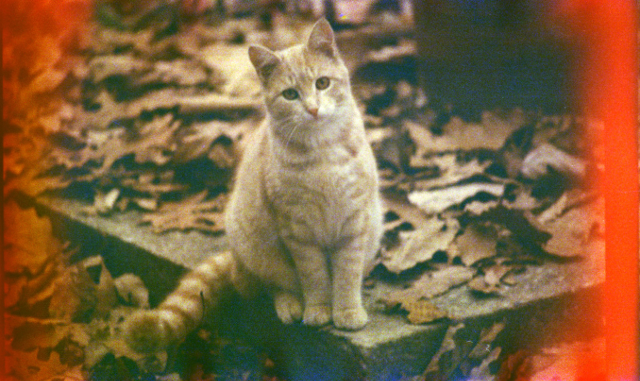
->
xmin=249 ymin=45 xmax=281 ymax=82
xmin=306 ymin=18 xmax=339 ymax=58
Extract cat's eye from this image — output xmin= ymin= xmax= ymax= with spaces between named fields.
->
xmin=282 ymin=88 xmax=299 ymax=100
xmin=315 ymin=77 xmax=330 ymax=90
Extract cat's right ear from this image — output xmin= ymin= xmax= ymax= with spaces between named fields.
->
xmin=249 ymin=45 xmax=280 ymax=82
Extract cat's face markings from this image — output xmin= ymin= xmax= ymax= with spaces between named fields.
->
xmin=249 ymin=19 xmax=351 ymax=126
xmin=278 ymin=75 xmax=333 ymax=119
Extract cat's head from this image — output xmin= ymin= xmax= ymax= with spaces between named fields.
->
xmin=248 ymin=19 xmax=354 ymax=138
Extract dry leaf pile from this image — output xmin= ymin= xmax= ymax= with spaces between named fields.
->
xmin=4 ymin=200 xmax=285 ymax=381
xmin=355 ymin=37 xmax=603 ymax=325
xmin=372 ymin=111 xmax=603 ymax=324
xmin=4 ymin=2 xmax=271 ymax=235
xmin=4 ymin=2 xmax=604 ymax=379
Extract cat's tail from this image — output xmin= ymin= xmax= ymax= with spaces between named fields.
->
xmin=122 ymin=251 xmax=249 ymax=353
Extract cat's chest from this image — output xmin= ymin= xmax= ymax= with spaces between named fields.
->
xmin=265 ymin=152 xmax=371 ymax=242
xmin=268 ymin=157 xmax=365 ymax=206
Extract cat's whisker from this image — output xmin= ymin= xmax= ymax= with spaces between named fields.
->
xmin=285 ymin=123 xmax=300 ymax=148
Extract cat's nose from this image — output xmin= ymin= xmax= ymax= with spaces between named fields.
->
xmin=307 ymin=107 xmax=319 ymax=118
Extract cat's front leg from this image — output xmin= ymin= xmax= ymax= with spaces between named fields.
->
xmin=331 ymin=236 xmax=369 ymax=330
xmin=282 ymin=239 xmax=332 ymax=326
xmin=274 ymin=291 xmax=303 ymax=324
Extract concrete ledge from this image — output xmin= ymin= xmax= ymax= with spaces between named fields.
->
xmin=26 ymin=194 xmax=604 ymax=380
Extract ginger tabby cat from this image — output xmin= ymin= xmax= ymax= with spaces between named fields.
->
xmin=123 ymin=18 xmax=382 ymax=353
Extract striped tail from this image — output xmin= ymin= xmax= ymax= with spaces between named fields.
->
xmin=123 ymin=251 xmax=245 ymax=353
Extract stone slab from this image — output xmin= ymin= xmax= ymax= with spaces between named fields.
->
xmin=27 ymin=194 xmax=604 ymax=380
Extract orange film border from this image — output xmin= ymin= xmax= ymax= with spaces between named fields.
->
xmin=572 ymin=0 xmax=640 ymax=380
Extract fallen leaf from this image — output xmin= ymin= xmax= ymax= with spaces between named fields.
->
xmin=4 ymin=201 xmax=64 ymax=276
xmin=464 ymin=199 xmax=500 ymax=216
xmin=382 ymin=194 xmax=432 ymax=232
xmin=411 ymin=155 xmax=491 ymax=190
xmin=140 ymin=191 xmax=227 ymax=233
xmin=29 ymin=67 xmax=69 ymax=94
xmin=89 ymin=54 xmax=151 ymax=83
xmin=131 ymin=198 xmax=159 ymax=211
xmin=468 ymin=274 xmax=502 ymax=296
xmin=382 ymin=217 xmax=459 ymax=274
xmin=479 ymin=206 xmax=552 ymax=245
xmin=404 ymin=299 xmax=449 ymax=324
xmin=49 ymin=262 xmax=98 ymax=322
xmin=11 ymin=321 xmax=58 ymax=352
xmin=470 ymin=347 xmax=502 ymax=380
xmin=423 ymin=323 xmax=466 ymax=377
xmin=86 ymin=188 xmax=121 ymax=215
xmin=451 ymin=221 xmax=500 ymax=266
xmin=541 ymin=196 xmax=604 ymax=258
xmin=6 ymin=347 xmax=69 ymax=381
xmin=521 ymin=143 xmax=586 ymax=180
xmin=208 ymin=141 xmax=237 ymax=169
xmin=408 ymin=183 xmax=505 ymax=215
xmin=174 ymin=120 xmax=235 ymax=163
xmin=404 ymin=111 xmax=523 ymax=157
xmin=78 ymin=114 xmax=180 ymax=176
xmin=468 ymin=322 xmax=505 ymax=360
xmin=136 ymin=59 xmax=209 ymax=87
xmin=382 ymin=266 xmax=475 ymax=306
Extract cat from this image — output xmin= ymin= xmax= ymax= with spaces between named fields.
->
xmin=123 ymin=18 xmax=383 ymax=354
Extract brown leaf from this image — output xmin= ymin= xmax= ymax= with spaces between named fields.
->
xmin=174 ymin=118 xmax=249 ymax=165
xmin=480 ymin=206 xmax=552 ymax=245
xmin=382 ymin=266 xmax=474 ymax=307
xmin=541 ymin=196 xmax=604 ymax=258
xmin=78 ymin=114 xmax=180 ymax=176
xmin=464 ymin=199 xmax=500 ymax=216
xmin=141 ymin=191 xmax=227 ymax=234
xmin=404 ymin=111 xmax=523 ymax=157
xmin=49 ymin=262 xmax=97 ymax=321
xmin=174 ymin=121 xmax=231 ymax=163
xmin=468 ymin=322 xmax=505 ymax=359
xmin=411 ymin=154 xmax=491 ymax=190
xmin=4 ymin=201 xmax=64 ymax=276
xmin=404 ymin=299 xmax=449 ymax=324
xmin=11 ymin=321 xmax=57 ymax=352
xmin=521 ymin=143 xmax=586 ymax=180
xmin=382 ymin=194 xmax=432 ymax=232
xmin=408 ymin=183 xmax=505 ymax=215
xmin=138 ymin=59 xmax=209 ymax=87
xmin=451 ymin=221 xmax=499 ymax=266
xmin=382 ymin=217 xmax=459 ymax=274
xmin=89 ymin=54 xmax=151 ymax=82
xmin=468 ymin=274 xmax=502 ymax=296
xmin=6 ymin=347 xmax=68 ymax=381
xmin=422 ymin=323 xmax=466 ymax=377
xmin=83 ymin=188 xmax=121 ymax=215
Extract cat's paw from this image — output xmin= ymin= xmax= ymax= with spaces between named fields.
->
xmin=274 ymin=292 xmax=303 ymax=324
xmin=333 ymin=306 xmax=368 ymax=330
xmin=303 ymin=304 xmax=332 ymax=326
xmin=122 ymin=310 xmax=170 ymax=354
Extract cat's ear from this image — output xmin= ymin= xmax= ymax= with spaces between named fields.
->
xmin=249 ymin=45 xmax=280 ymax=81
xmin=306 ymin=18 xmax=338 ymax=58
